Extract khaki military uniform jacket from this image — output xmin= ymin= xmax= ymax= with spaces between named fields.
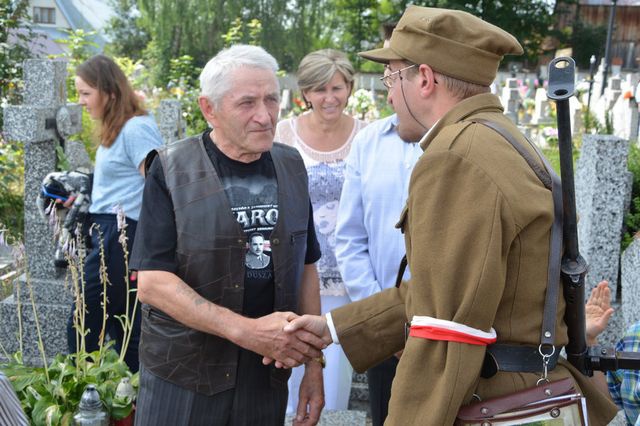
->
xmin=331 ymin=94 xmax=617 ymax=425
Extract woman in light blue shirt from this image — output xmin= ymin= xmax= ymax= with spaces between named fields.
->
xmin=67 ymin=55 xmax=162 ymax=372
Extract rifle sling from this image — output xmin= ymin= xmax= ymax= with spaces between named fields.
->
xmin=473 ymin=119 xmax=564 ymax=376
xmin=393 ymin=119 xmax=563 ymax=375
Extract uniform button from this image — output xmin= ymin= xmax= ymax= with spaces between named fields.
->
xmin=237 ymin=239 xmax=244 ymax=245
xmin=234 ymin=283 xmax=240 ymax=288
xmin=225 ymin=373 xmax=230 ymax=379
xmin=272 ymin=238 xmax=280 ymax=245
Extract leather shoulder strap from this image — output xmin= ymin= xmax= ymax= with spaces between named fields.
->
xmin=472 ymin=119 xmax=563 ymax=348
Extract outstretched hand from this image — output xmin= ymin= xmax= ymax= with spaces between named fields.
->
xmin=585 ymin=280 xmax=614 ymax=345
xmin=262 ymin=314 xmax=332 ymax=368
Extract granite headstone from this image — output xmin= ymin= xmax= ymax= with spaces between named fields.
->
xmin=575 ymin=134 xmax=631 ymax=301
xmin=1 ymin=59 xmax=81 ymax=364
xmin=621 ymin=238 xmax=640 ymax=327
xmin=156 ymin=99 xmax=185 ymax=145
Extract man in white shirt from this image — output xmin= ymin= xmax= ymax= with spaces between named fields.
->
xmin=334 ymin=22 xmax=423 ymax=426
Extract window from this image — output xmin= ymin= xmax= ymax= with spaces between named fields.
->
xmin=33 ymin=7 xmax=56 ymax=24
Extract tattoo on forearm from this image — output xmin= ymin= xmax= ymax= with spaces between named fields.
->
xmin=174 ymin=280 xmax=209 ymax=308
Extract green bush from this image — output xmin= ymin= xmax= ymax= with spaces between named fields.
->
xmin=0 ymin=136 xmax=24 ymax=239
xmin=622 ymin=144 xmax=640 ymax=251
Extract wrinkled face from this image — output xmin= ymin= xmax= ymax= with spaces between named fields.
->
xmin=250 ymin=235 xmax=265 ymax=255
xmin=75 ymin=76 xmax=107 ymax=120
xmin=303 ymin=72 xmax=351 ymax=121
xmin=205 ymin=67 xmax=280 ymax=161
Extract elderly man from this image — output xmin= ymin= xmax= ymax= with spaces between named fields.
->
xmin=283 ymin=6 xmax=618 ymax=425
xmin=131 ymin=45 xmax=325 ymax=426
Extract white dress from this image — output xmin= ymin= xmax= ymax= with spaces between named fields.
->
xmin=275 ymin=113 xmax=367 ymax=413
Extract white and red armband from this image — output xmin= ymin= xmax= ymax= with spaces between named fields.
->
xmin=409 ymin=316 xmax=497 ymax=346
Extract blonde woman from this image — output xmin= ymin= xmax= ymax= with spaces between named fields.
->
xmin=275 ymin=49 xmax=367 ymax=415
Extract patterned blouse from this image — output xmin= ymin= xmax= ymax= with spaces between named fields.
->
xmin=275 ymin=114 xmax=367 ymax=296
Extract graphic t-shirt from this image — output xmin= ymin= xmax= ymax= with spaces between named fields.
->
xmin=130 ymin=131 xmax=321 ymax=319
xmin=202 ymin=132 xmax=277 ymax=318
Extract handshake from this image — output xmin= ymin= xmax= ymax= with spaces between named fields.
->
xmin=247 ymin=312 xmax=334 ymax=369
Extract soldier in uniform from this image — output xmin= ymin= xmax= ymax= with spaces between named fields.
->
xmin=282 ymin=6 xmax=619 ymax=425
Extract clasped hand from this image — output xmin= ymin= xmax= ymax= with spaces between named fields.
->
xmin=257 ymin=313 xmax=332 ymax=368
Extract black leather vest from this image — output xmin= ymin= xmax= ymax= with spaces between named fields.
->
xmin=139 ymin=134 xmax=310 ymax=395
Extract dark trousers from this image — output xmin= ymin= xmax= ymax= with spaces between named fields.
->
xmin=135 ymin=349 xmax=288 ymax=426
xmin=67 ymin=214 xmax=141 ymax=372
xmin=366 ymin=356 xmax=399 ymax=426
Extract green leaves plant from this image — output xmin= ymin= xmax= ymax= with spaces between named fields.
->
xmin=1 ymin=348 xmax=138 ymax=424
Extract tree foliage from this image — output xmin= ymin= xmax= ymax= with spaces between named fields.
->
xmin=126 ymin=0 xmax=336 ymax=85
xmin=418 ymin=0 xmax=553 ymax=64
xmin=0 ymin=0 xmax=34 ymax=125
xmin=104 ymin=0 xmax=150 ymax=60
xmin=107 ymin=0 xmax=555 ymax=83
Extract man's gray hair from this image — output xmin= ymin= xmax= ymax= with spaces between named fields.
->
xmin=199 ymin=44 xmax=279 ymax=107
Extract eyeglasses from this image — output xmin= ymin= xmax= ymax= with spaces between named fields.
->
xmin=380 ymin=64 xmax=417 ymax=89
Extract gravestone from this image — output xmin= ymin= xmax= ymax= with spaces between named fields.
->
xmin=65 ymin=140 xmax=93 ymax=173
xmin=575 ymin=134 xmax=631 ymax=301
xmin=531 ymin=88 xmax=553 ymax=125
xmin=1 ymin=59 xmax=82 ymax=364
xmin=279 ymin=88 xmax=292 ymax=116
xmin=500 ymin=78 xmax=520 ymax=124
xmin=570 ymin=96 xmax=583 ymax=136
xmin=595 ymin=76 xmax=623 ymax=127
xmin=285 ymin=410 xmax=367 ymax=426
xmin=611 ymin=94 xmax=639 ymax=142
xmin=621 ymin=239 xmax=640 ymax=328
xmin=591 ymin=59 xmax=606 ymax=106
xmin=156 ymin=99 xmax=185 ymax=144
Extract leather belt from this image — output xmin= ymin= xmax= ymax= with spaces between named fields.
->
xmin=480 ymin=344 xmax=560 ymax=378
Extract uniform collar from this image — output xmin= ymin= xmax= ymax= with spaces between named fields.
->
xmin=419 ymin=93 xmax=504 ymax=151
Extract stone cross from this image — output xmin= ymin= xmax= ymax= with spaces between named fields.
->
xmin=500 ymin=78 xmax=520 ymax=124
xmin=1 ymin=59 xmax=82 ymax=364
xmin=595 ymin=75 xmax=623 ymax=127
xmin=3 ymin=59 xmax=82 ymax=279
xmin=156 ymin=99 xmax=185 ymax=144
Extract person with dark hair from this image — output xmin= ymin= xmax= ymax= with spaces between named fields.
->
xmin=67 ymin=55 xmax=163 ymax=372
xmin=245 ymin=232 xmax=271 ymax=269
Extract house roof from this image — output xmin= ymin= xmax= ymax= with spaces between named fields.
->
xmin=55 ymin=0 xmax=114 ymax=48
xmin=8 ymin=28 xmax=65 ymax=58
